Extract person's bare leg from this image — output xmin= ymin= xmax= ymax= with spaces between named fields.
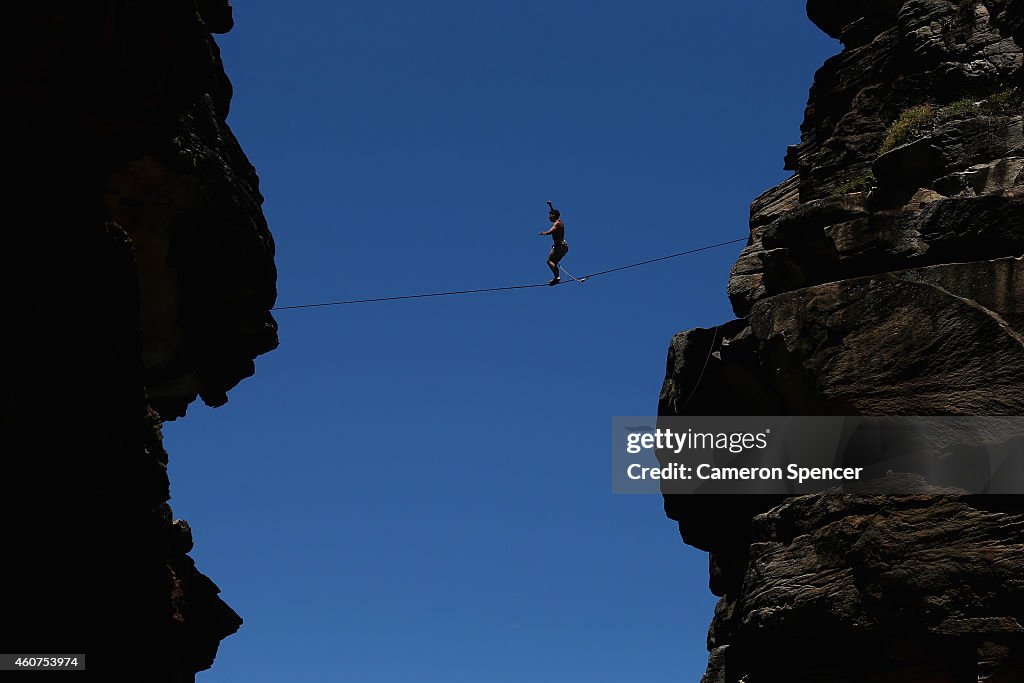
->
xmin=547 ymin=254 xmax=560 ymax=285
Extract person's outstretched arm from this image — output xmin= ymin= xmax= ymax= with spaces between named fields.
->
xmin=538 ymin=220 xmax=563 ymax=236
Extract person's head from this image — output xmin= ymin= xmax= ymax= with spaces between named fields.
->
xmin=549 ymin=209 xmax=560 ymax=221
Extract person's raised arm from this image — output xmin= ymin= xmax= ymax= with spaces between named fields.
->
xmin=540 ymin=200 xmax=559 ymax=234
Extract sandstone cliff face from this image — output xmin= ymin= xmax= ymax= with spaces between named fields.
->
xmin=0 ymin=3 xmax=276 ymax=679
xmin=660 ymin=2 xmax=1024 ymax=680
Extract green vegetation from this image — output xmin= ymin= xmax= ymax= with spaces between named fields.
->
xmin=831 ymin=171 xmax=876 ymax=196
xmin=877 ymin=83 xmax=1022 ymax=161
xmin=878 ymin=89 xmax=1021 ymax=156
xmin=935 ymin=97 xmax=977 ymax=123
xmin=879 ymin=104 xmax=934 ymax=154
xmin=932 ymin=89 xmax=1020 ymax=124
xmin=980 ymin=87 xmax=1020 ymax=115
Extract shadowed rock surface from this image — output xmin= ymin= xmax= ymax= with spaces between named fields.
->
xmin=0 ymin=2 xmax=276 ymax=679
xmin=661 ymin=2 xmax=1024 ymax=680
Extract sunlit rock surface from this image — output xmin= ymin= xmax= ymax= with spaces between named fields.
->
xmin=661 ymin=2 xmax=1024 ymax=680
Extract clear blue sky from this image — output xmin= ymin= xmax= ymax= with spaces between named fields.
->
xmin=165 ymin=3 xmax=837 ymax=681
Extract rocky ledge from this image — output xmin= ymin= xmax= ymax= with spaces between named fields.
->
xmin=0 ymin=2 xmax=276 ymax=680
xmin=661 ymin=2 xmax=1024 ymax=680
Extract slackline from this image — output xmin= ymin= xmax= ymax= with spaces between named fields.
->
xmin=272 ymin=237 xmax=748 ymax=311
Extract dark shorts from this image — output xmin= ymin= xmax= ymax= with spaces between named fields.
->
xmin=549 ymin=241 xmax=569 ymax=261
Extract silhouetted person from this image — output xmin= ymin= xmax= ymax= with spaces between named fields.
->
xmin=538 ymin=200 xmax=568 ymax=285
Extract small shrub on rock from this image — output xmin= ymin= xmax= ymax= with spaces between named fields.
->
xmin=831 ymin=172 xmax=876 ymax=196
xmin=936 ymin=97 xmax=977 ymax=123
xmin=880 ymin=104 xmax=934 ymax=154
xmin=980 ymin=88 xmax=1021 ymax=115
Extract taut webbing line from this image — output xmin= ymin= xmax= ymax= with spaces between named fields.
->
xmin=272 ymin=237 xmax=748 ymax=311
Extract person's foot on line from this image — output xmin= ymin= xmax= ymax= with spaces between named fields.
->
xmin=548 ymin=277 xmax=560 ymax=286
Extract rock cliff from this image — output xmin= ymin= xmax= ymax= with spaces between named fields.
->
xmin=661 ymin=2 xmax=1024 ymax=680
xmin=0 ymin=2 xmax=276 ymax=679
